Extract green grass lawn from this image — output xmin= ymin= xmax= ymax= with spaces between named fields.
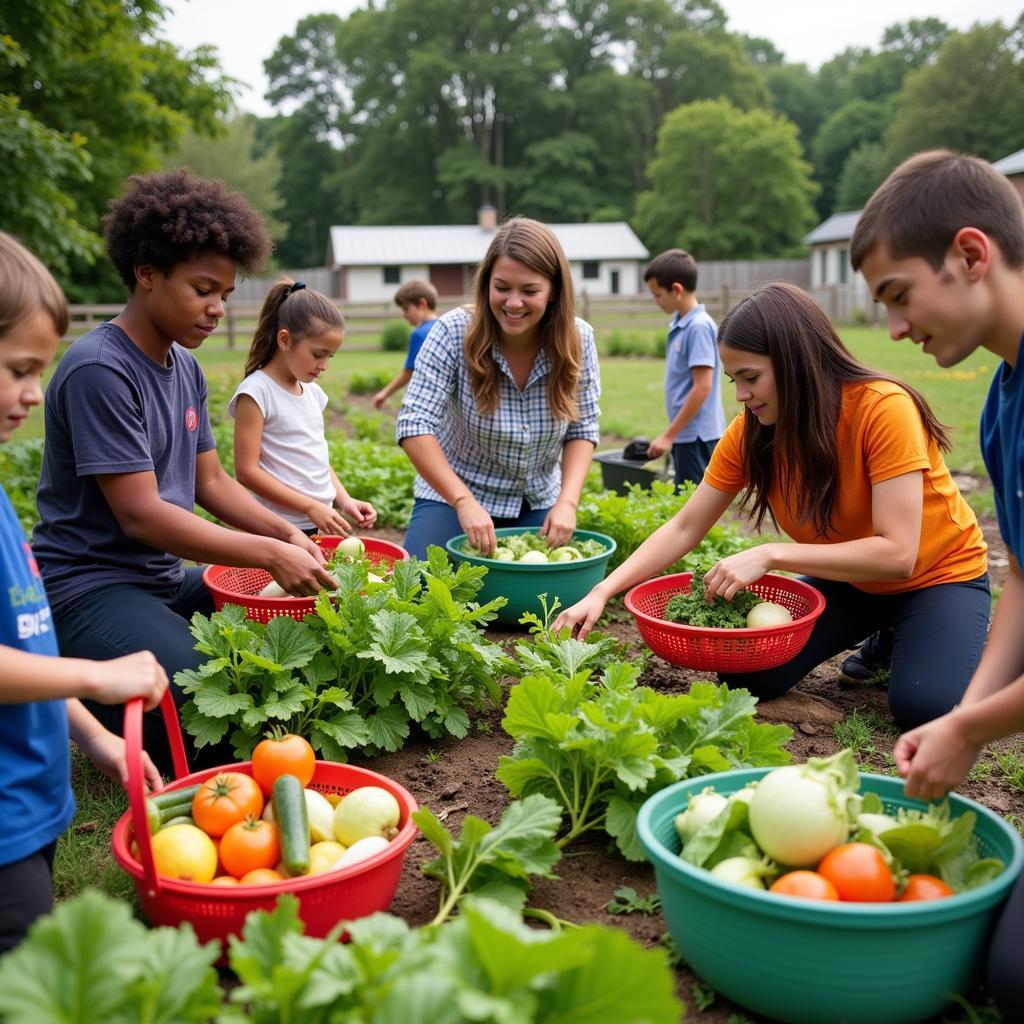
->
xmin=22 ymin=324 xmax=994 ymax=477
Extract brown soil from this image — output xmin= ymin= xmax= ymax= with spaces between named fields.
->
xmin=361 ymin=503 xmax=1020 ymax=1024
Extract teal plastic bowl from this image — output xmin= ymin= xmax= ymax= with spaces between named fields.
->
xmin=445 ymin=528 xmax=616 ymax=625
xmin=638 ymin=769 xmax=1024 ymax=1024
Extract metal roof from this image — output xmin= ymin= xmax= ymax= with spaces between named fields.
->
xmin=803 ymin=210 xmax=862 ymax=246
xmin=328 ymin=221 xmax=648 ymax=267
xmin=993 ymin=147 xmax=1024 ymax=176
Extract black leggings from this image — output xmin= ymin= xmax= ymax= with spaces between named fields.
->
xmin=720 ymin=574 xmax=991 ymax=730
xmin=0 ymin=842 xmax=55 ymax=954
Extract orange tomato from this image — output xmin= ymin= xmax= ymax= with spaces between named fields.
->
xmin=239 ymin=867 xmax=284 ymax=885
xmin=220 ymin=817 xmax=281 ymax=878
xmin=817 ymin=842 xmax=896 ymax=902
xmin=192 ymin=772 xmax=264 ymax=838
xmin=252 ymin=733 xmax=316 ymax=795
xmin=769 ymin=870 xmax=840 ymax=901
xmin=899 ymin=874 xmax=954 ymax=901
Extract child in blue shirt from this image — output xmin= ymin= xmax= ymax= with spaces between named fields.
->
xmin=643 ymin=249 xmax=725 ymax=487
xmin=373 ymin=279 xmax=439 ymax=409
xmin=851 ymin=149 xmax=1024 ymax=1017
xmin=0 ymin=231 xmax=166 ymax=953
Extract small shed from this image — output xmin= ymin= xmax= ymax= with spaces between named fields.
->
xmin=803 ymin=211 xmax=872 ymax=321
xmin=326 ymin=208 xmax=649 ymax=302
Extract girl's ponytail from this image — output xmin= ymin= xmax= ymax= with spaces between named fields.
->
xmin=245 ymin=279 xmax=294 ymax=376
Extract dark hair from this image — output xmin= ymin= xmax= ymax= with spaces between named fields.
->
xmin=104 ymin=168 xmax=273 ymax=290
xmin=643 ymin=248 xmax=698 ymax=292
xmin=394 ymin=279 xmax=438 ymax=310
xmin=245 ymin=279 xmax=345 ymax=376
xmin=465 ymin=216 xmax=581 ymax=420
xmin=0 ymin=231 xmax=68 ymax=339
xmin=719 ymin=282 xmax=950 ymax=537
xmin=851 ymin=149 xmax=1024 ymax=271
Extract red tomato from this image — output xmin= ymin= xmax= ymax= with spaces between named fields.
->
xmin=192 ymin=772 xmax=264 ymax=838
xmin=899 ymin=874 xmax=954 ymax=901
xmin=817 ymin=843 xmax=896 ymax=902
xmin=769 ymin=870 xmax=840 ymax=901
xmin=252 ymin=733 xmax=316 ymax=795
xmin=219 ymin=816 xmax=282 ymax=878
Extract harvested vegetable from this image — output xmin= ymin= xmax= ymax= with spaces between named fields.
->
xmin=333 ymin=785 xmax=400 ymax=845
xmin=272 ymin=774 xmax=311 ymax=877
xmin=770 ymin=870 xmax=839 ymax=901
xmin=817 ymin=842 xmax=896 ymax=902
xmin=745 ymin=601 xmax=793 ymax=628
xmin=663 ymin=566 xmax=761 ymax=628
xmin=461 ymin=530 xmax=606 ymax=563
xmin=251 ymin=730 xmax=315 ymax=794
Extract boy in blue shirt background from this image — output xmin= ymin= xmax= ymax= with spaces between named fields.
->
xmin=852 ymin=148 xmax=1024 ymax=1019
xmin=373 ymin=279 xmax=439 ymax=409
xmin=643 ymin=249 xmax=725 ymax=487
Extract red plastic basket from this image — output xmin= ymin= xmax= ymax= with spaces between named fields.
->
xmin=110 ymin=692 xmax=419 ymax=946
xmin=202 ymin=535 xmax=409 ymax=623
xmin=624 ymin=572 xmax=826 ymax=672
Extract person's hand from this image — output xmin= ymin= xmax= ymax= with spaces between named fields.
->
xmin=454 ymin=494 xmax=496 ymax=555
xmin=540 ymin=500 xmax=577 ymax=549
xmin=306 ymin=501 xmax=352 ymax=537
xmin=894 ymin=712 xmax=983 ymax=802
xmin=701 ymin=546 xmax=776 ymax=602
xmin=551 ymin=589 xmax=609 ymax=640
xmin=77 ymin=728 xmax=163 ymax=791
xmin=646 ymin=432 xmax=673 ymax=459
xmin=268 ymin=539 xmax=338 ymax=595
xmin=372 ymin=389 xmax=388 ymax=409
xmin=83 ymin=651 xmax=168 ymax=711
xmin=339 ymin=496 xmax=377 ymax=529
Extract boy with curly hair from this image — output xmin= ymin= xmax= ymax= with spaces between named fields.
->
xmin=32 ymin=169 xmax=337 ymax=773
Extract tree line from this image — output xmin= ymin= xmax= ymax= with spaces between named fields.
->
xmin=3 ymin=1 xmax=1024 ymax=300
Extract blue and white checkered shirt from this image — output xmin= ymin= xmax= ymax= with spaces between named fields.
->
xmin=396 ymin=306 xmax=601 ymax=517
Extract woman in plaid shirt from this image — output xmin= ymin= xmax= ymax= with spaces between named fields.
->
xmin=396 ymin=217 xmax=601 ymax=559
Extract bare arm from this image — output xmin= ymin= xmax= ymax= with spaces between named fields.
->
xmin=648 ymin=365 xmax=714 ymax=459
xmin=373 ymin=368 xmax=413 ymax=408
xmin=541 ymin=439 xmax=596 ymax=548
xmin=96 ymin=456 xmax=336 ymax=594
xmin=703 ymin=470 xmax=923 ymax=601
xmin=552 ymin=480 xmax=737 ymax=638
xmin=67 ymin=698 xmax=162 ymax=790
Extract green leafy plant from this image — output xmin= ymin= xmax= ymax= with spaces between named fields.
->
xmin=326 ymin=435 xmax=416 ymax=528
xmin=380 ymin=318 xmax=411 ymax=351
xmin=177 ymin=551 xmax=510 ymax=759
xmin=663 ymin=565 xmax=761 ymax=628
xmin=497 ymin=649 xmax=793 ymax=859
xmin=0 ymin=436 xmax=43 ymax=532
xmin=605 ymin=886 xmax=661 ymax=916
xmin=415 ymin=793 xmax=563 ymax=925
xmin=347 ymin=368 xmax=393 ymax=395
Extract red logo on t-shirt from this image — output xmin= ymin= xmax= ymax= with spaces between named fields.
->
xmin=184 ymin=406 xmax=198 ymax=432
xmin=22 ymin=541 xmax=41 ymax=579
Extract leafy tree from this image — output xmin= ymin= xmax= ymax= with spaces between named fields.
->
xmin=884 ymin=20 xmax=1024 ymax=164
xmin=834 ymin=141 xmax=892 ymax=211
xmin=634 ymin=98 xmax=818 ymax=259
xmin=163 ymin=116 xmax=286 ymax=239
xmin=812 ymin=98 xmax=886 ymax=214
xmin=761 ymin=63 xmax=826 ymax=155
xmin=0 ymin=0 xmax=233 ymax=299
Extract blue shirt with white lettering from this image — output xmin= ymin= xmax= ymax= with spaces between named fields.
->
xmin=980 ymin=335 xmax=1024 ymax=563
xmin=33 ymin=322 xmax=216 ymax=607
xmin=0 ymin=482 xmax=74 ymax=867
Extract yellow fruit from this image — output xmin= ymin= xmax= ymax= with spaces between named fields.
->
xmin=150 ymin=824 xmax=218 ymax=883
xmin=308 ymin=841 xmax=347 ymax=875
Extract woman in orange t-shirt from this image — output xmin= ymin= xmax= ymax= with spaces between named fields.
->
xmin=555 ymin=283 xmax=989 ymax=728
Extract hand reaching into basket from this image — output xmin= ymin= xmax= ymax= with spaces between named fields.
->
xmin=701 ymin=547 xmax=776 ymax=603
xmin=269 ymin=537 xmax=339 ymax=596
xmin=539 ymin=498 xmax=577 ymax=550
xmin=454 ymin=494 xmax=497 ymax=556
xmin=305 ymin=500 xmax=353 ymax=537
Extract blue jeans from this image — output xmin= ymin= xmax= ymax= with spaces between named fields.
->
xmin=672 ymin=439 xmax=718 ymax=488
xmin=719 ymin=573 xmax=991 ymax=730
xmin=50 ymin=568 xmax=225 ymax=776
xmin=403 ymin=498 xmax=551 ymax=560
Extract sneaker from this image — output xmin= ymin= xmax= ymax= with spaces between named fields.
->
xmin=838 ymin=630 xmax=893 ymax=686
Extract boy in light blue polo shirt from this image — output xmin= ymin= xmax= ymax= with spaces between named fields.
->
xmin=643 ymin=249 xmax=725 ymax=487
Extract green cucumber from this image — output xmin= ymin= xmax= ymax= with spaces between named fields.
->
xmin=272 ymin=773 xmax=310 ymax=877
xmin=161 ymin=815 xmax=195 ymax=829
xmin=149 ymin=784 xmax=201 ymax=810
xmin=145 ymin=785 xmax=201 ymax=834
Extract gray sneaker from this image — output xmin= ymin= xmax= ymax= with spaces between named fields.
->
xmin=838 ymin=631 xmax=893 ymax=686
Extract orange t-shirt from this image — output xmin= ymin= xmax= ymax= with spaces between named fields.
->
xmin=703 ymin=380 xmax=987 ymax=594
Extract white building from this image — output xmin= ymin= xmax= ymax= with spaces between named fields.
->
xmin=803 ymin=210 xmax=873 ymax=322
xmin=326 ymin=207 xmax=649 ymax=302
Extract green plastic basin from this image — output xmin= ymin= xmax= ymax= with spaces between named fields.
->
xmin=445 ymin=528 xmax=616 ymax=625
xmin=637 ymin=769 xmax=1024 ymax=1024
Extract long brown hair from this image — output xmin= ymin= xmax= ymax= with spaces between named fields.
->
xmin=464 ymin=217 xmax=582 ymax=420
xmin=719 ymin=283 xmax=950 ymax=537
xmin=245 ymin=279 xmax=344 ymax=377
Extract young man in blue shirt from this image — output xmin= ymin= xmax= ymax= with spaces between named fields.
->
xmin=851 ymin=148 xmax=1024 ymax=1019
xmin=643 ymin=249 xmax=725 ymax=487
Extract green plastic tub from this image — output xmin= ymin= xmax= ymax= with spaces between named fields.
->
xmin=637 ymin=769 xmax=1024 ymax=1024
xmin=445 ymin=528 xmax=616 ymax=625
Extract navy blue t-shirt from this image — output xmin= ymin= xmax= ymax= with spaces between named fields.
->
xmin=33 ymin=323 xmax=216 ymax=606
xmin=0 ymin=483 xmax=74 ymax=867
xmin=980 ymin=334 xmax=1024 ymax=564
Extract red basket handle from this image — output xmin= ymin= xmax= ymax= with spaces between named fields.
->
xmin=124 ymin=691 xmax=191 ymax=898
